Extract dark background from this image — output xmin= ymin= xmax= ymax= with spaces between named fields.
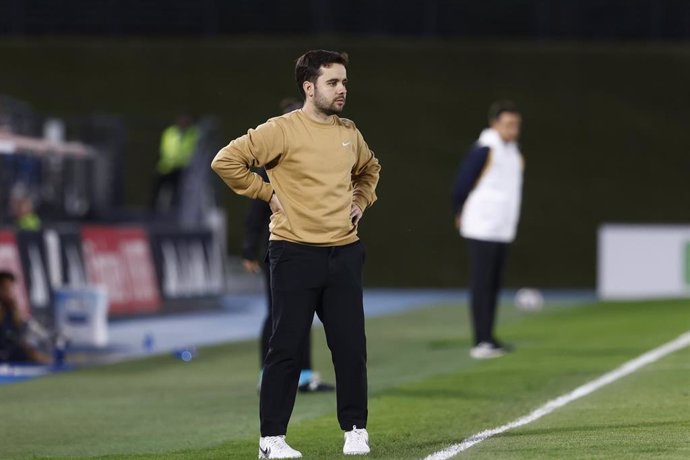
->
xmin=1 ymin=2 xmax=688 ymax=288
xmin=2 ymin=0 xmax=690 ymax=39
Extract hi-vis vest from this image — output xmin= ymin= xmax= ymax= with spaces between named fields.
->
xmin=460 ymin=128 xmax=523 ymax=243
xmin=157 ymin=125 xmax=200 ymax=174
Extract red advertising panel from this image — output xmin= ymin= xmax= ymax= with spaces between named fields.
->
xmin=0 ymin=230 xmax=31 ymax=318
xmin=81 ymin=226 xmax=161 ymax=315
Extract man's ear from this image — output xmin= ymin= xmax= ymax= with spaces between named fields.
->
xmin=303 ymin=80 xmax=313 ymax=98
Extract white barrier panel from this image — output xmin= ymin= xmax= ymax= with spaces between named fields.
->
xmin=598 ymin=224 xmax=690 ymax=300
xmin=54 ymin=287 xmax=109 ymax=347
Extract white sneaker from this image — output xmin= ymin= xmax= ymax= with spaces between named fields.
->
xmin=470 ymin=342 xmax=506 ymax=359
xmin=343 ymin=426 xmax=370 ymax=455
xmin=258 ymin=436 xmax=302 ymax=459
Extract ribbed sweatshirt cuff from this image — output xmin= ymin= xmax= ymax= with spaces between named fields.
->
xmin=353 ymin=195 xmax=368 ymax=212
xmin=257 ymin=183 xmax=274 ymax=202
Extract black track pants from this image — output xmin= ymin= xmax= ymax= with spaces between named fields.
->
xmin=260 ymin=240 xmax=368 ymax=436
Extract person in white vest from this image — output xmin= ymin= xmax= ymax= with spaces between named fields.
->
xmin=451 ymin=101 xmax=524 ymax=359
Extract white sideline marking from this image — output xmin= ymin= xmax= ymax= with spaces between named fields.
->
xmin=424 ymin=331 xmax=690 ymax=460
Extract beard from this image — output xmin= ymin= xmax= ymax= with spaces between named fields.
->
xmin=314 ymin=88 xmax=345 ymax=116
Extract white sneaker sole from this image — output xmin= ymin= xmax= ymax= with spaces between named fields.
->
xmin=470 ymin=348 xmax=506 ymax=359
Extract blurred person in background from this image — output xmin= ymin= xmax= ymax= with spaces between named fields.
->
xmin=213 ymin=50 xmax=380 ymax=458
xmin=451 ymin=101 xmax=524 ymax=360
xmin=11 ymin=193 xmax=42 ymax=231
xmin=243 ymin=97 xmax=335 ymax=394
xmin=0 ymin=271 xmax=51 ymax=364
xmin=152 ymin=112 xmax=200 ymax=212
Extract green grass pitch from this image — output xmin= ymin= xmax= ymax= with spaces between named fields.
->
xmin=1 ymin=298 xmax=688 ymax=459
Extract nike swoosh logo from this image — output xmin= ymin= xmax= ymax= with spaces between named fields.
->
xmin=260 ymin=446 xmax=270 ymax=457
xmin=342 ymin=141 xmax=351 ymax=147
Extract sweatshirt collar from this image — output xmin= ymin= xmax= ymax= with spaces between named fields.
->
xmin=298 ymin=109 xmax=337 ymax=128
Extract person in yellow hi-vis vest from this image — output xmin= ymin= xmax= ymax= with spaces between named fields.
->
xmin=152 ymin=113 xmax=200 ymax=211
xmin=11 ymin=195 xmax=41 ymax=231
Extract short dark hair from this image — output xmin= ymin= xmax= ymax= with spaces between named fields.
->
xmin=488 ymin=100 xmax=520 ymax=123
xmin=0 ymin=271 xmax=16 ymax=283
xmin=295 ymin=50 xmax=349 ymax=98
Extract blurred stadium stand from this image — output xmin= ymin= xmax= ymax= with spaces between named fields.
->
xmin=0 ymin=94 xmax=124 ymax=223
xmin=0 ymin=0 xmax=689 ymax=40
xmin=0 ymin=95 xmax=229 ymax=328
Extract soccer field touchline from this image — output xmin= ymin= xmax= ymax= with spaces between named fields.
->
xmin=423 ymin=330 xmax=690 ymax=460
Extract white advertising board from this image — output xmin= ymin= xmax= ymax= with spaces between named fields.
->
xmin=598 ymin=224 xmax=690 ymax=300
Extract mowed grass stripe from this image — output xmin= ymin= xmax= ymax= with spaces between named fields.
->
xmin=462 ymin=348 xmax=690 ymax=459
xmin=0 ymin=299 xmax=688 ymax=459
xmin=426 ymin=331 xmax=690 ymax=460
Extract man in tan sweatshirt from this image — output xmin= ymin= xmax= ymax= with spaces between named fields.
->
xmin=212 ymin=50 xmax=380 ymax=458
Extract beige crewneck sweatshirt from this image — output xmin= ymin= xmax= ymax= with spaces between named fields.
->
xmin=211 ymin=110 xmax=381 ymax=246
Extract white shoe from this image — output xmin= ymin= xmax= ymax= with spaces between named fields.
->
xmin=470 ymin=342 xmax=506 ymax=359
xmin=343 ymin=426 xmax=370 ymax=455
xmin=258 ymin=436 xmax=302 ymax=459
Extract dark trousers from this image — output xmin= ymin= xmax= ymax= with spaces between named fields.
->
xmin=466 ymin=238 xmax=509 ymax=345
xmin=151 ymin=169 xmax=182 ymax=211
xmin=260 ymin=240 xmax=368 ymax=436
xmin=260 ymin=264 xmax=311 ymax=371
